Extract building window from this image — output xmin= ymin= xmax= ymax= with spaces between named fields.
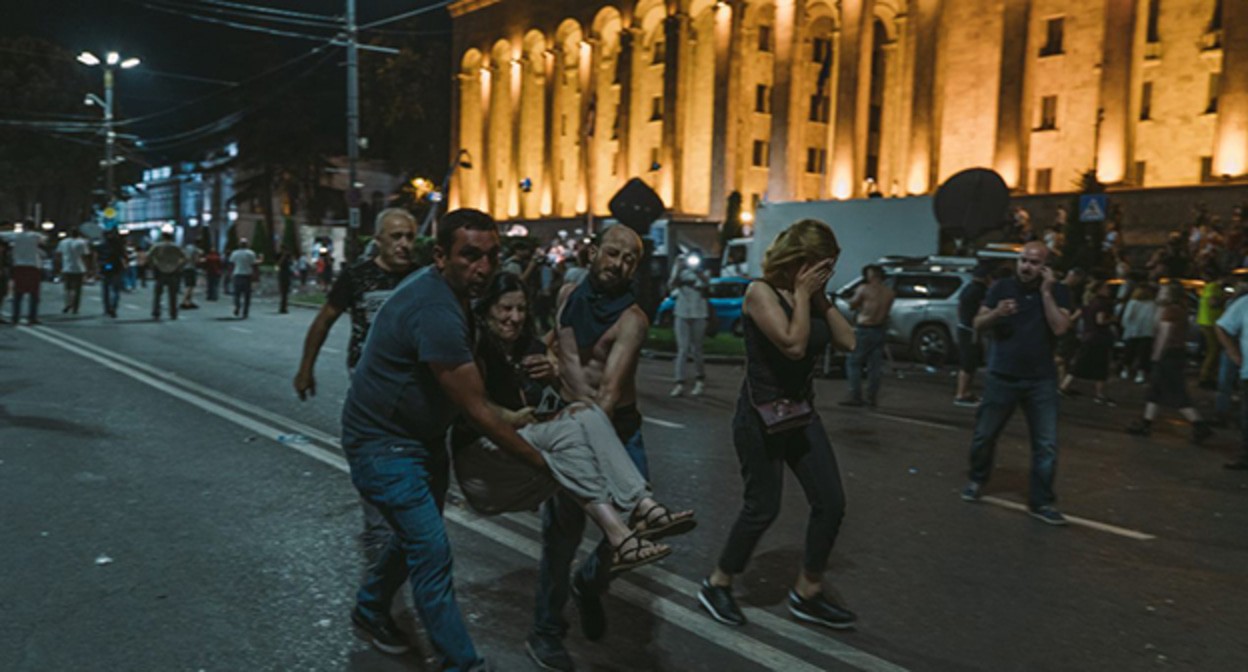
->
xmin=1034 ymin=168 xmax=1053 ymax=194
xmin=1037 ymin=95 xmax=1058 ymax=130
xmin=1132 ymin=160 xmax=1147 ymax=185
xmin=650 ymin=147 xmax=662 ymax=170
xmin=1206 ymin=72 xmax=1221 ymax=114
xmin=752 ymin=140 xmax=770 ymax=167
xmin=755 ymin=84 xmax=771 ymax=114
xmin=1201 ymin=156 xmax=1215 ymax=182
xmin=1040 ymin=17 xmax=1064 ymax=57
xmin=809 ymin=94 xmax=830 ymax=123
xmin=611 ymin=104 xmax=620 ymax=139
xmin=1146 ymin=0 xmax=1161 ymax=43
xmin=805 ymin=148 xmax=827 ymax=174
xmin=750 ymin=193 xmax=762 ymax=211
xmin=1140 ymin=82 xmax=1153 ymax=120
xmin=812 ymin=38 xmax=832 ymax=64
xmin=650 ymin=95 xmax=663 ymax=121
xmin=758 ymin=25 xmax=773 ymax=53
xmin=652 ymin=40 xmax=666 ymax=65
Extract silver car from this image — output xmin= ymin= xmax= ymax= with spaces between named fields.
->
xmin=833 ymin=257 xmax=981 ymax=365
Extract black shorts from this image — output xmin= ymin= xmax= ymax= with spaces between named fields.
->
xmin=958 ymin=328 xmax=982 ymax=374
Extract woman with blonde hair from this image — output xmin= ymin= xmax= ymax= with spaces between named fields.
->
xmin=1126 ymin=283 xmax=1214 ymax=442
xmin=698 ymin=219 xmax=858 ymax=630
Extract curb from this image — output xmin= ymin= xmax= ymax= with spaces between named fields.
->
xmin=641 ymin=349 xmax=745 ymax=365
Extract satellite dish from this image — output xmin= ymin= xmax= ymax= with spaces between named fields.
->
xmin=933 ymin=168 xmax=1009 ymax=239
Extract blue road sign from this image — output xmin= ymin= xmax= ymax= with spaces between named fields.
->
xmin=1078 ymin=194 xmax=1108 ymax=223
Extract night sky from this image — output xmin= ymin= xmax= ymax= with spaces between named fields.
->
xmin=1 ymin=0 xmax=450 ymax=161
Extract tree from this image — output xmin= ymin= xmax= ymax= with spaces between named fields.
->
xmin=225 ymin=223 xmax=240 ymax=254
xmin=252 ymin=217 xmax=275 ymax=262
xmin=281 ymin=216 xmax=300 ymax=255
xmin=360 ymin=33 xmax=451 ymax=181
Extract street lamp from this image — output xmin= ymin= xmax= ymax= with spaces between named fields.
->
xmin=420 ymin=149 xmax=473 ymax=237
xmin=77 ymin=50 xmax=141 ymax=209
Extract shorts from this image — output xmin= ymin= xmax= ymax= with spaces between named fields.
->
xmin=182 ymin=268 xmax=197 ymax=285
xmin=11 ymin=266 xmax=40 ymax=296
xmin=957 ymin=328 xmax=982 ymax=374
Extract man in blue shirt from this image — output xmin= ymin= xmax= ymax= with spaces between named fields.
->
xmin=341 ymin=209 xmax=547 ymax=671
xmin=961 ymin=241 xmax=1074 ymax=525
xmin=1216 ymin=288 xmax=1248 ymax=471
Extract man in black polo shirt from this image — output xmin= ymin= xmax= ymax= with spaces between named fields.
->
xmin=961 ymin=242 xmax=1073 ymax=525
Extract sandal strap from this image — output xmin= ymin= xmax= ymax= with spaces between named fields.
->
xmin=613 ymin=532 xmax=658 ymax=563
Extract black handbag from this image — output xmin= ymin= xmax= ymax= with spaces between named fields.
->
xmin=746 ymin=378 xmax=814 ymax=435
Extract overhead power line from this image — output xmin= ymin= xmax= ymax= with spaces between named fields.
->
xmin=358 ymin=1 xmax=450 ymax=30
xmin=150 ymin=0 xmax=343 ymax=29
xmin=133 ymin=1 xmax=338 ymax=42
xmin=194 ymin=0 xmax=342 ymax=23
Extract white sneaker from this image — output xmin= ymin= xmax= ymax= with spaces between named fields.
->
xmin=670 ymin=383 xmax=684 ymax=397
xmin=1119 ymin=369 xmax=1129 ymax=380
xmin=1134 ymin=371 xmax=1146 ymax=384
xmin=691 ymin=381 xmax=705 ymax=396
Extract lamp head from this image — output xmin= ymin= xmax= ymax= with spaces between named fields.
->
xmin=77 ymin=51 xmax=100 ymax=66
xmin=106 ymin=52 xmax=120 ymax=66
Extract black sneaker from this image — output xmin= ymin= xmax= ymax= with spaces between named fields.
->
xmin=960 ymin=481 xmax=982 ymax=502
xmin=525 ymin=633 xmax=574 ymax=672
xmin=698 ymin=578 xmax=746 ymax=626
xmin=1191 ymin=422 xmax=1213 ymax=445
xmin=570 ymin=573 xmax=606 ymax=642
xmin=787 ymin=590 xmax=857 ymax=630
xmin=1028 ymin=506 xmax=1068 ymax=526
xmin=1125 ymin=420 xmax=1151 ymax=436
xmin=351 ymin=606 xmax=410 ymax=655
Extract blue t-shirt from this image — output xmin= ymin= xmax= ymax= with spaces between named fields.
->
xmin=984 ymin=277 xmax=1072 ymax=379
xmin=341 ymin=266 xmax=474 ymax=448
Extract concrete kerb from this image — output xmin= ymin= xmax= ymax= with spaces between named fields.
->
xmin=641 ymin=349 xmax=744 ymax=365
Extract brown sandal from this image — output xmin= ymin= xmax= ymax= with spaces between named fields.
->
xmin=610 ymin=531 xmax=671 ymax=574
xmin=630 ymin=502 xmax=697 ymax=541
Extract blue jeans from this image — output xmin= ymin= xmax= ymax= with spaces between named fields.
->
xmin=232 ymin=275 xmax=252 ymax=317
xmin=532 ymin=424 xmax=647 ymax=640
xmin=348 ymin=440 xmax=482 ymax=671
xmin=1216 ymin=353 xmax=1238 ymax=418
xmin=847 ymin=325 xmax=886 ymax=402
xmin=101 ymin=273 xmax=123 ymax=315
xmin=968 ymin=373 xmax=1060 ymax=510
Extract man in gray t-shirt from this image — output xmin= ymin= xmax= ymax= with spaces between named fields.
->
xmin=340 ymin=209 xmax=547 ymax=668
xmin=227 ymin=239 xmax=258 ymax=318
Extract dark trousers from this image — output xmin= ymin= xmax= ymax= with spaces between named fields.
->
xmin=232 ymin=275 xmax=252 ymax=317
xmin=206 ymin=273 xmax=221 ymax=301
xmin=1123 ymin=337 xmax=1154 ymax=375
xmin=63 ymin=273 xmax=84 ymax=313
xmin=533 ymin=408 xmax=647 ymax=640
xmin=847 ymin=325 xmax=886 ymax=403
xmin=152 ymin=272 xmax=181 ymax=318
xmin=278 ymin=274 xmax=291 ymax=313
xmin=968 ymin=373 xmax=1060 ymax=509
xmin=101 ymin=273 xmax=123 ymax=315
xmin=717 ymin=393 xmax=846 ymax=576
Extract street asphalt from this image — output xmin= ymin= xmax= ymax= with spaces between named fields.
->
xmin=1 ymin=281 xmax=1245 ymax=671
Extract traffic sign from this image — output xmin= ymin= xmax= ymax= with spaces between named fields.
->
xmin=1078 ymin=194 xmax=1107 ymax=223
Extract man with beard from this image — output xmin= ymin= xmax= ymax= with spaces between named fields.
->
xmin=528 ymin=224 xmax=664 ymax=671
xmin=294 ymin=208 xmax=418 ymax=560
xmin=960 ymin=241 xmax=1074 ymax=525
xmin=341 ymin=208 xmax=545 ymax=670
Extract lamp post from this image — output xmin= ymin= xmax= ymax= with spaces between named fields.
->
xmin=420 ymin=150 xmax=473 ymax=237
xmin=78 ymin=50 xmax=140 ymax=206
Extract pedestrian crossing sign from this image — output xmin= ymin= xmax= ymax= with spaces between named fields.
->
xmin=1078 ymin=194 xmax=1107 ymax=223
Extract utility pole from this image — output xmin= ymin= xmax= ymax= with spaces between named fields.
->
xmin=104 ymin=67 xmax=116 ymax=201
xmin=345 ymin=0 xmax=361 ymax=260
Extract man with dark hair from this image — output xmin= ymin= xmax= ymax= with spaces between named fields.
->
xmin=147 ymin=231 xmax=188 ymax=320
xmin=955 ymin=266 xmax=992 ymax=406
xmin=841 ymin=264 xmax=895 ymax=407
xmin=961 ymin=241 xmax=1073 ymax=525
xmin=342 ymin=208 xmax=540 ymax=670
xmin=228 ymin=239 xmax=258 ymax=319
xmin=55 ymin=228 xmax=90 ymax=314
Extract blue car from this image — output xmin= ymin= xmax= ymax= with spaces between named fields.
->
xmin=655 ymin=276 xmax=751 ymax=337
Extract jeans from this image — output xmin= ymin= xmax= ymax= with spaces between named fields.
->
xmin=847 ymin=325 xmax=886 ymax=403
xmin=968 ymin=373 xmax=1060 ymax=510
xmin=63 ymin=273 xmax=84 ymax=313
xmin=101 ymin=273 xmax=123 ymax=315
xmin=532 ymin=418 xmax=647 ymax=640
xmin=233 ymin=275 xmax=252 ymax=317
xmin=1216 ymin=353 xmax=1238 ymax=419
xmin=348 ymin=440 xmax=482 ymax=672
xmin=1200 ymin=326 xmax=1222 ymax=383
xmin=279 ymin=274 xmax=291 ymax=313
xmin=206 ymin=273 xmax=221 ymax=301
xmin=717 ymin=393 xmax=846 ymax=576
xmin=674 ymin=316 xmax=706 ymax=383
xmin=152 ymin=272 xmax=181 ymax=318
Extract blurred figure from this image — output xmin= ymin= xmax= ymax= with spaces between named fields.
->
xmin=0 ymin=235 xmax=11 ymax=323
xmin=1055 ymin=268 xmax=1087 ymax=382
xmin=96 ymin=229 xmax=126 ymax=318
xmin=669 ymin=252 xmax=710 ymax=397
xmin=9 ymin=225 xmax=44 ymax=325
xmin=1197 ymin=270 xmax=1227 ymax=389
xmin=180 ymin=240 xmax=202 ymax=310
xmin=55 ymin=228 xmax=90 ymax=314
xmin=229 ymin=239 xmax=258 ymax=319
xmin=147 ymin=231 xmax=187 ymax=321
xmin=1119 ymin=285 xmax=1158 ymax=384
xmin=1216 ymin=283 xmax=1248 ymax=470
xmin=955 ymin=266 xmax=992 ymax=406
xmin=841 ymin=264 xmax=894 ymax=407
xmin=277 ymin=248 xmax=294 ymax=314
xmin=1059 ymin=280 xmax=1116 ymax=405
xmin=203 ymin=247 xmax=223 ymax=301
xmin=1126 ymin=284 xmax=1212 ymax=444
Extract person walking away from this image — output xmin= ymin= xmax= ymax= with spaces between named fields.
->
xmin=1120 ymin=285 xmax=1158 ymax=384
xmin=961 ymin=241 xmax=1074 ymax=525
xmin=56 ymin=228 xmax=90 ymax=314
xmin=147 ymin=231 xmax=188 ymax=320
xmin=1055 ymin=268 xmax=1086 ymax=382
xmin=669 ymin=252 xmax=710 ymax=397
xmin=297 ymin=254 xmax=309 ymax=287
xmin=125 ymin=244 xmax=139 ymax=291
xmin=1124 ymin=284 xmax=1213 ymax=443
xmin=180 ymin=241 xmax=202 ymax=309
xmin=96 ymin=229 xmax=126 ymax=317
xmin=955 ymin=266 xmax=991 ymax=406
xmin=1198 ymin=271 xmax=1227 ymax=389
xmin=1216 ymin=285 xmax=1248 ymax=470
xmin=1214 ymin=277 xmax=1248 ymax=425
xmin=841 ymin=264 xmax=894 ymax=407
xmin=293 ymin=209 xmax=419 ymax=560
xmin=277 ymin=248 xmax=293 ymax=314
xmin=340 ymin=208 xmax=543 ymax=669
xmin=1059 ymin=280 xmax=1117 ymax=405
xmin=203 ymin=248 xmax=222 ymax=301
xmin=698 ymin=219 xmax=858 ymax=631
xmin=0 ymin=236 xmax=11 ymax=324
xmin=9 ymin=226 xmax=45 ymax=326
xmin=229 ymin=239 xmax=258 ymax=319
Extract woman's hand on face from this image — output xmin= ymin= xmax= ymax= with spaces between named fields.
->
xmin=521 ymin=354 xmax=555 ymax=382
xmin=795 ymin=259 xmax=834 ymax=296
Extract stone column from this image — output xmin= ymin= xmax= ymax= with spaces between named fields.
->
xmin=1214 ymin=0 xmax=1248 ymax=178
xmin=661 ymin=13 xmax=688 ymax=210
xmin=615 ymin=30 xmax=635 ymax=184
xmin=1096 ymin=0 xmax=1137 ymax=184
xmin=765 ymin=0 xmax=799 ymax=202
xmin=993 ymin=0 xmax=1032 ymax=190
xmin=541 ymin=48 xmax=556 ymax=216
xmin=831 ymin=0 xmax=873 ymax=198
xmin=906 ymin=0 xmax=939 ymax=194
xmin=709 ymin=2 xmax=738 ymax=220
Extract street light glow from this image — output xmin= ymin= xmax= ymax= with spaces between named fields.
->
xmin=120 ymin=57 xmax=141 ymax=69
xmin=106 ymin=51 xmax=120 ymax=65
xmin=77 ymin=51 xmax=100 ymax=66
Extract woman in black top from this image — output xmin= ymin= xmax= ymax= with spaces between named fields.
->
xmin=698 ymin=219 xmax=857 ymax=629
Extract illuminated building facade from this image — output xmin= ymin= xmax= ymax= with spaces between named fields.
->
xmin=449 ymin=0 xmax=1246 ymax=223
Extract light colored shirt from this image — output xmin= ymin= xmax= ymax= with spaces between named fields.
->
xmin=229 ymin=249 xmax=258 ymax=276
xmin=11 ymin=232 xmax=44 ymax=267
xmin=1120 ymin=299 xmax=1157 ymax=339
xmin=1217 ymin=296 xmax=1248 ymax=380
xmin=1198 ymin=283 xmax=1224 ymax=327
xmin=148 ymin=241 xmax=188 ymax=274
xmin=56 ymin=238 xmax=89 ymax=274
xmin=183 ymin=244 xmax=202 ymax=267
xmin=669 ymin=265 xmax=709 ymax=320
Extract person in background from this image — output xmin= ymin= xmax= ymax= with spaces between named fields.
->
xmin=179 ymin=240 xmax=202 ymax=310
xmin=669 ymin=251 xmax=710 ymax=397
xmin=96 ymin=229 xmax=126 ymax=318
xmin=1197 ymin=270 xmax=1227 ymax=390
xmin=125 ymin=243 xmax=139 ymax=291
xmin=0 ymin=235 xmax=11 ymax=323
xmin=1216 ymin=281 xmax=1248 ymax=471
xmin=147 ymin=231 xmax=188 ymax=321
xmin=297 ymin=254 xmax=310 ymax=287
xmin=1119 ymin=284 xmax=1158 ymax=385
xmin=9 ymin=225 xmax=44 ymax=325
xmin=840 ymin=264 xmax=895 ymax=407
xmin=1214 ymin=276 xmax=1248 ymax=426
xmin=203 ymin=247 xmax=223 ymax=301
xmin=277 ymin=248 xmax=294 ymax=314
xmin=55 ymin=228 xmax=90 ymax=315
xmin=954 ymin=266 xmax=992 ymax=407
xmin=1059 ymin=280 xmax=1116 ymax=406
xmin=1054 ymin=267 xmax=1086 ymax=383
xmin=1126 ymin=284 xmax=1213 ymax=444
xmin=229 ymin=238 xmax=258 ymax=319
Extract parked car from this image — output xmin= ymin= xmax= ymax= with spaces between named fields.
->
xmin=655 ymin=276 xmax=750 ymax=337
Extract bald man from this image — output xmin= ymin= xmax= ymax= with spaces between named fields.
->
xmin=961 ymin=241 xmax=1074 ymax=526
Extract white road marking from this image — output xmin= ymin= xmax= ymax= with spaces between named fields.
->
xmin=228 ymin=326 xmax=252 ymax=334
xmin=124 ymin=304 xmax=140 ymax=311
xmin=20 ymin=325 xmax=908 ymax=672
xmin=866 ymin=411 xmax=954 ymax=432
xmin=644 ymin=417 xmax=685 ymax=429
xmin=322 ymin=346 xmax=341 ymax=354
xmin=979 ymin=496 xmax=1156 ymax=541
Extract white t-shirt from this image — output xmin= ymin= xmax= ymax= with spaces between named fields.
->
xmin=669 ymin=266 xmax=709 ymax=320
xmin=11 ymin=232 xmax=44 ymax=268
xmin=229 ymin=249 xmax=258 ymax=276
xmin=1217 ymin=296 xmax=1248 ymax=380
xmin=57 ymin=237 xmax=89 ymax=273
